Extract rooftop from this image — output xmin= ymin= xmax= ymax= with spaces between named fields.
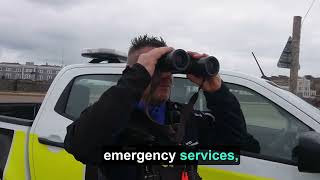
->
xmin=0 ymin=61 xmax=62 ymax=68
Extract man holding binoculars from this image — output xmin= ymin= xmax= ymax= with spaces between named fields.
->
xmin=64 ymin=35 xmax=259 ymax=180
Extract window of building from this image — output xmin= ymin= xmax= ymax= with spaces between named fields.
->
xmin=38 ymin=69 xmax=43 ymax=73
xmin=15 ymin=68 xmax=22 ymax=72
xmin=39 ymin=75 xmax=43 ymax=81
xmin=25 ymin=69 xmax=33 ymax=73
xmin=15 ymin=74 xmax=21 ymax=79
xmin=47 ymin=70 xmax=52 ymax=74
xmin=6 ymin=68 xmax=12 ymax=72
xmin=0 ymin=67 xmax=2 ymax=71
xmin=5 ymin=73 xmax=11 ymax=79
xmin=47 ymin=75 xmax=52 ymax=80
xmin=24 ymin=74 xmax=31 ymax=79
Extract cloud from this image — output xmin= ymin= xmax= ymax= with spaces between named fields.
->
xmin=27 ymin=0 xmax=88 ymax=9
xmin=0 ymin=0 xmax=319 ymax=77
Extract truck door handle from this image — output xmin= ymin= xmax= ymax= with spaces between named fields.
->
xmin=38 ymin=137 xmax=64 ymax=148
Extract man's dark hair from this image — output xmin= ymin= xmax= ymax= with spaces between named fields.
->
xmin=128 ymin=34 xmax=167 ymax=55
xmin=127 ymin=34 xmax=167 ymax=66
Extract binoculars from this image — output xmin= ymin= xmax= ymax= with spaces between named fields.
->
xmin=156 ymin=49 xmax=219 ymax=77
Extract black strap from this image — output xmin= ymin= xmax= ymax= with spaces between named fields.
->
xmin=175 ymin=79 xmax=205 ymax=143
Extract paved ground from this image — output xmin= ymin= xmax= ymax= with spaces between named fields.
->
xmin=0 ymin=92 xmax=45 ymax=103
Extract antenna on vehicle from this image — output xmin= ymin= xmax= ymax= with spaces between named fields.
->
xmin=251 ymin=52 xmax=270 ymax=81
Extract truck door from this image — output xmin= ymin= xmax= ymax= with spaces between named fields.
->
xmin=0 ymin=116 xmax=32 ymax=180
xmin=171 ymin=75 xmax=320 ymax=180
xmin=29 ymin=70 xmax=121 ymax=180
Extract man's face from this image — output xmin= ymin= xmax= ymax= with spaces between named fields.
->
xmin=148 ymin=71 xmax=173 ymax=104
xmin=129 ymin=47 xmax=173 ymax=104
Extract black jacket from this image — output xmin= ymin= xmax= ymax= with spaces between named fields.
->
xmin=64 ymin=63 xmax=259 ymax=180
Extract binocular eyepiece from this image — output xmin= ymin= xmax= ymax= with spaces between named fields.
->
xmin=156 ymin=49 xmax=219 ymax=77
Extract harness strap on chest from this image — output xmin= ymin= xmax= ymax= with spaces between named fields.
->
xmin=175 ymin=79 xmax=204 ymax=143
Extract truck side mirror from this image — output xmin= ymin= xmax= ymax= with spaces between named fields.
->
xmin=296 ymin=131 xmax=320 ymax=173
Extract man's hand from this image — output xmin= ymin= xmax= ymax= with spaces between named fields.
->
xmin=137 ymin=47 xmax=173 ymax=76
xmin=187 ymin=51 xmax=222 ymax=93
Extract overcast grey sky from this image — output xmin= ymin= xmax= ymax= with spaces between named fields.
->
xmin=0 ymin=0 xmax=319 ymax=77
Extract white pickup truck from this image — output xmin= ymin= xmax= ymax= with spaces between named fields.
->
xmin=0 ymin=49 xmax=320 ymax=180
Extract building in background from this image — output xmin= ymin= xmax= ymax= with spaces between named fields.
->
xmin=0 ymin=62 xmax=62 ymax=82
xmin=269 ymin=75 xmax=290 ymax=91
xmin=305 ymin=75 xmax=320 ymax=96
xmin=297 ymin=77 xmax=317 ymax=98
xmin=269 ymin=75 xmax=317 ymax=98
